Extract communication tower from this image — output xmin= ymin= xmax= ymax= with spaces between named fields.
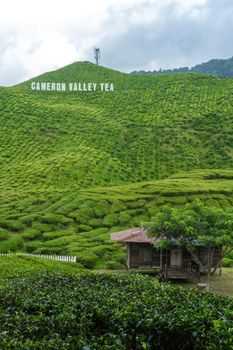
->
xmin=94 ymin=47 xmax=100 ymax=65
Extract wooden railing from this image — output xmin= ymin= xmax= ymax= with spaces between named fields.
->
xmin=166 ymin=265 xmax=198 ymax=278
xmin=0 ymin=252 xmax=77 ymax=263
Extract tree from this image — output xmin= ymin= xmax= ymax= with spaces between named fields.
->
xmin=145 ymin=200 xmax=233 ymax=290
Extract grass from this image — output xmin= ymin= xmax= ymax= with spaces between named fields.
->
xmin=176 ymin=268 xmax=233 ymax=298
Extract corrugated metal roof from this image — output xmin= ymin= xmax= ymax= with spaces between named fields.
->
xmin=110 ymin=227 xmax=155 ymax=244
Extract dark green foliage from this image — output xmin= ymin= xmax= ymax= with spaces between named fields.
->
xmin=132 ymin=56 xmax=233 ymax=77
xmin=0 ymin=220 xmax=24 ymax=232
xmin=22 ymin=229 xmax=42 ymax=241
xmin=147 ymin=200 xmax=233 ymax=247
xmin=0 ymin=228 xmax=9 ymax=241
xmin=0 ymin=272 xmax=232 ymax=349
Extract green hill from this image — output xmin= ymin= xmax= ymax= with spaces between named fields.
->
xmin=0 ymin=61 xmax=232 ymax=267
xmin=132 ymin=56 xmax=233 ymax=78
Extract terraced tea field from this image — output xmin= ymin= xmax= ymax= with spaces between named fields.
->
xmin=0 ymin=62 xmax=232 ymax=267
xmin=0 ymin=62 xmax=232 ymax=195
xmin=0 ymin=169 xmax=232 ymax=268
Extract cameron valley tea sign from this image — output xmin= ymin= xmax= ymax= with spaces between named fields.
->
xmin=31 ymin=82 xmax=114 ymax=92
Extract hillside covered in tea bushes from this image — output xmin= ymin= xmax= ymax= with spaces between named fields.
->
xmin=0 ymin=62 xmax=232 ymax=266
xmin=0 ymin=169 xmax=232 ymax=268
xmin=0 ymin=61 xmax=232 ymax=194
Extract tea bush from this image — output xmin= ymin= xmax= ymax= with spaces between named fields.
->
xmin=0 ymin=228 xmax=10 ymax=241
xmin=0 ymin=272 xmax=232 ymax=349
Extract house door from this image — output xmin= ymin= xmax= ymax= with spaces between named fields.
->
xmin=170 ymin=249 xmax=182 ymax=266
xmin=139 ymin=245 xmax=152 ymax=267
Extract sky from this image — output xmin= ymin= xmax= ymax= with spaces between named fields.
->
xmin=1 ymin=0 xmax=233 ymax=86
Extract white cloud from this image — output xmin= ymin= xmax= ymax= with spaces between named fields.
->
xmin=0 ymin=0 xmax=232 ymax=85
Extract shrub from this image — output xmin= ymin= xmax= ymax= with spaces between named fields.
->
xmin=32 ymin=222 xmax=55 ymax=232
xmin=78 ymin=224 xmax=93 ymax=232
xmin=83 ymin=228 xmax=109 ymax=236
xmin=132 ymin=215 xmax=149 ymax=226
xmin=23 ymin=229 xmax=42 ymax=241
xmin=0 ymin=220 xmax=24 ymax=232
xmin=39 ymin=214 xmax=69 ymax=224
xmin=103 ymin=214 xmax=119 ymax=227
xmin=105 ymin=260 xmax=125 ymax=269
xmin=78 ymin=205 xmax=95 ymax=218
xmin=93 ymin=201 xmax=110 ymax=217
xmin=0 ymin=273 xmax=232 ymax=349
xmin=19 ymin=214 xmax=38 ymax=225
xmin=118 ymin=212 xmax=131 ymax=225
xmin=110 ymin=200 xmax=127 ymax=213
xmin=127 ymin=200 xmax=146 ymax=208
xmin=222 ymin=258 xmax=233 ymax=267
xmin=0 ymin=228 xmax=10 ymax=241
xmin=108 ymin=226 xmax=128 ymax=233
xmin=76 ymin=252 xmax=98 ymax=269
xmin=24 ymin=240 xmax=42 ymax=252
xmin=72 ymin=214 xmax=90 ymax=224
xmin=0 ymin=236 xmax=24 ymax=252
xmin=88 ymin=218 xmax=102 ymax=227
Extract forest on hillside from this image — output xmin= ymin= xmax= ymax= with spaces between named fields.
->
xmin=132 ymin=56 xmax=233 ymax=77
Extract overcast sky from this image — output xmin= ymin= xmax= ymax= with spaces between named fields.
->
xmin=1 ymin=0 xmax=233 ymax=86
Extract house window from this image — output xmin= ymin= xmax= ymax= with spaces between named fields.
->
xmin=139 ymin=245 xmax=152 ymax=266
xmin=170 ymin=249 xmax=182 ymax=266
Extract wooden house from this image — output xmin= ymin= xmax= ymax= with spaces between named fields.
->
xmin=111 ymin=228 xmax=222 ymax=279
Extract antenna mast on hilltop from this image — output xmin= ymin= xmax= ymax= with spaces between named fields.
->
xmin=94 ymin=47 xmax=100 ymax=65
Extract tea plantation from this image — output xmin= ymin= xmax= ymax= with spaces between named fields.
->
xmin=0 ymin=169 xmax=232 ymax=268
xmin=0 ymin=62 xmax=233 ymax=349
xmin=0 ymin=270 xmax=232 ymax=349
xmin=0 ymin=62 xmax=232 ymax=194
xmin=0 ymin=61 xmax=232 ymax=266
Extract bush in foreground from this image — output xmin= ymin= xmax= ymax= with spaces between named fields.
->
xmin=0 ymin=272 xmax=232 ymax=349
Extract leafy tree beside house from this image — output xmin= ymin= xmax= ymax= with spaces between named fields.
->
xmin=145 ymin=200 xmax=233 ymax=289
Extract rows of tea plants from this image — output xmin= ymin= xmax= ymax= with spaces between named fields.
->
xmin=0 ymin=170 xmax=232 ymax=268
xmin=0 ymin=63 xmax=233 ymax=196
xmin=0 ymin=255 xmax=83 ymax=278
xmin=0 ymin=272 xmax=232 ymax=349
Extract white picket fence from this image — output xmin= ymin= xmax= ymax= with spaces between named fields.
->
xmin=0 ymin=252 xmax=77 ymax=263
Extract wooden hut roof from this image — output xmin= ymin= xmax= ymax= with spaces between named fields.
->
xmin=110 ymin=228 xmax=215 ymax=247
xmin=111 ymin=227 xmax=155 ymax=244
